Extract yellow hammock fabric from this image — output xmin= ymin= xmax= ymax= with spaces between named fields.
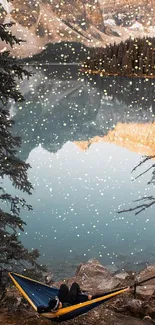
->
xmin=9 ymin=272 xmax=128 ymax=322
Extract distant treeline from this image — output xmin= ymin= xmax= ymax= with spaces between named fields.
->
xmin=24 ymin=42 xmax=91 ymax=63
xmin=83 ymin=37 xmax=155 ymax=77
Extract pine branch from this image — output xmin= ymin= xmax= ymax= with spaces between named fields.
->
xmin=132 ymin=164 xmax=155 ymax=181
xmin=0 ymin=19 xmax=46 ymax=281
xmin=118 ymin=200 xmax=155 ymax=215
xmin=0 ymin=194 xmax=32 ymax=216
xmin=132 ymin=156 xmax=155 ymax=172
xmin=118 ymin=155 xmax=155 ymax=215
xmin=0 ymin=23 xmax=24 ymax=47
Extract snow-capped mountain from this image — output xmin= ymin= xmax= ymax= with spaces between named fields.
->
xmin=101 ymin=0 xmax=155 ymax=26
xmin=0 ymin=0 xmax=154 ymax=57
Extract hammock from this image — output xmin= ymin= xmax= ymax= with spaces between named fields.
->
xmin=9 ymin=272 xmax=128 ymax=322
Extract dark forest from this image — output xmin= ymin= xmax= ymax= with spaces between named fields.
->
xmin=83 ymin=37 xmax=155 ymax=77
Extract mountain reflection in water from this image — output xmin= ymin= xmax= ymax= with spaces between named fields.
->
xmin=10 ymin=65 xmax=155 ymax=277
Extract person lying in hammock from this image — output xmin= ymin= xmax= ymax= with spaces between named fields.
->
xmin=37 ymin=282 xmax=131 ymax=313
xmin=37 ymin=282 xmax=92 ymax=313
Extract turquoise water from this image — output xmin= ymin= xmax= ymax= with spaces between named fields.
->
xmin=9 ymin=66 xmax=155 ymax=278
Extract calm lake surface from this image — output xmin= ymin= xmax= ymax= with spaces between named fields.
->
xmin=9 ymin=65 xmax=155 ymax=278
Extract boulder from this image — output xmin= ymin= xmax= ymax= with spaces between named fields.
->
xmin=116 ymin=298 xmax=143 ymax=315
xmin=136 ymin=285 xmax=155 ymax=297
xmin=75 ymin=258 xmax=121 ymax=293
xmin=137 ymin=266 xmax=155 ymax=285
xmin=127 ymin=299 xmax=143 ymax=314
xmin=135 ymin=265 xmax=155 ymax=298
xmin=115 ymin=271 xmax=130 ymax=280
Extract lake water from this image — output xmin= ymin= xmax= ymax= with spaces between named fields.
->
xmin=10 ymin=65 xmax=155 ymax=279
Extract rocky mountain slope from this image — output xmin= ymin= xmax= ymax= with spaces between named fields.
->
xmin=101 ymin=0 xmax=155 ymax=25
xmin=0 ymin=0 xmax=154 ymax=58
xmin=75 ymin=122 xmax=155 ymax=157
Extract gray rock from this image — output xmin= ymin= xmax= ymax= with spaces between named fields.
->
xmin=131 ymin=265 xmax=155 ymax=298
xmin=137 ymin=265 xmax=155 ymax=285
xmin=126 ymin=299 xmax=143 ymax=314
xmin=115 ymin=271 xmax=129 ymax=280
xmin=136 ymin=285 xmax=155 ymax=297
xmin=91 ymin=308 xmax=152 ymax=325
xmin=105 ymin=264 xmax=119 ymax=273
xmin=75 ymin=258 xmax=121 ymax=292
xmin=97 ymin=277 xmax=120 ymax=291
xmin=143 ymin=316 xmax=154 ymax=323
xmin=113 ymin=298 xmax=143 ymax=315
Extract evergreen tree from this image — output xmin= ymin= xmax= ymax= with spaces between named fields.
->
xmin=0 ymin=22 xmax=45 ymax=297
xmin=84 ymin=37 xmax=155 ymax=77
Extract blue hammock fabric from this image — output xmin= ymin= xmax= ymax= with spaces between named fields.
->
xmin=9 ymin=272 xmax=128 ymax=323
xmin=10 ymin=272 xmax=59 ymax=308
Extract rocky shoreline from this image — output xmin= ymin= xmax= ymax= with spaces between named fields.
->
xmin=2 ymin=259 xmax=155 ymax=325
